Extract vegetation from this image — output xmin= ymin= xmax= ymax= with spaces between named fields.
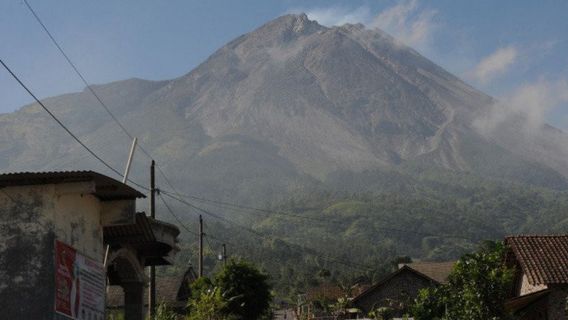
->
xmin=412 ymin=241 xmax=514 ymax=320
xmin=166 ymin=169 xmax=568 ymax=301
xmin=187 ymin=260 xmax=272 ymax=320
xmin=187 ymin=287 xmax=233 ymax=320
xmin=155 ymin=303 xmax=178 ymax=320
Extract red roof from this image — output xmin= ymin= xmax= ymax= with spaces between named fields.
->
xmin=506 ymin=235 xmax=568 ymax=285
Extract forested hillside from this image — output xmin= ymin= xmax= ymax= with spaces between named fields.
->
xmin=165 ymin=169 xmax=568 ymax=299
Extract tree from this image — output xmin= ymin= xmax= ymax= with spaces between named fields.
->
xmin=214 ymin=260 xmax=272 ymax=320
xmin=190 ymin=276 xmax=214 ymax=301
xmin=412 ymin=241 xmax=514 ymax=320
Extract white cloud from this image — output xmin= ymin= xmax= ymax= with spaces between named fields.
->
xmin=369 ymin=0 xmax=438 ymax=50
xmin=468 ymin=46 xmax=518 ymax=84
xmin=294 ymin=1 xmax=437 ymax=52
xmin=303 ymin=6 xmax=372 ymax=27
xmin=474 ymin=79 xmax=568 ymax=134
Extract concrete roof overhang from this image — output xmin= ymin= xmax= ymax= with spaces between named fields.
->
xmin=0 ymin=171 xmax=145 ymax=200
xmin=104 ymin=213 xmax=180 ymax=266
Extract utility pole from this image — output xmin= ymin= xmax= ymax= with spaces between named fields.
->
xmin=199 ymin=215 xmax=204 ymax=277
xmin=148 ymin=161 xmax=156 ymax=319
xmin=222 ymin=243 xmax=227 ymax=267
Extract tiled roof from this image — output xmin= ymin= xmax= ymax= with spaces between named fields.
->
xmin=401 ymin=261 xmax=455 ymax=284
xmin=506 ymin=235 xmax=568 ymax=285
xmin=305 ymin=283 xmax=346 ymax=301
xmin=352 ymin=266 xmax=438 ymax=303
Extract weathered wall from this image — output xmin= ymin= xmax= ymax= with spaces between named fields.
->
xmin=0 ymin=182 xmax=104 ymax=319
xmin=53 ymin=182 xmax=103 ymax=260
xmin=355 ymin=270 xmax=435 ymax=315
xmin=0 ymin=185 xmax=55 ymax=319
xmin=520 ymin=273 xmax=548 ymax=296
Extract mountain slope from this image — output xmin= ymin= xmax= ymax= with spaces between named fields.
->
xmin=1 ymin=14 xmax=567 ymax=201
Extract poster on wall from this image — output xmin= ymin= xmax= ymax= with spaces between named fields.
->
xmin=55 ymin=240 xmax=106 ymax=320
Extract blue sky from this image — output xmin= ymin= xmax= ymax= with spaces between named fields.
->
xmin=1 ymin=0 xmax=567 ymax=129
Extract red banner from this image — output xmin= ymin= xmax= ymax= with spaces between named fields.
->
xmin=55 ymin=240 xmax=105 ymax=320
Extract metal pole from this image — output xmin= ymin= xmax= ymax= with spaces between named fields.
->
xmin=222 ymin=244 xmax=227 ymax=267
xmin=149 ymin=161 xmax=156 ymax=319
xmin=199 ymin=215 xmax=204 ymax=277
xmin=122 ymin=137 xmax=137 ymax=184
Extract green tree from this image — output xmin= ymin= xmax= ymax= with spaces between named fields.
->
xmin=412 ymin=241 xmax=514 ymax=320
xmin=214 ymin=260 xmax=272 ymax=320
xmin=190 ymin=276 xmax=214 ymax=301
xmin=187 ymin=287 xmax=233 ymax=320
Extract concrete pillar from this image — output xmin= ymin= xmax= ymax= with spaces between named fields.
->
xmin=123 ymin=282 xmax=145 ymax=320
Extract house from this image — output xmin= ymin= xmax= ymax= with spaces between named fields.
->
xmin=106 ymin=265 xmax=198 ymax=317
xmin=297 ymin=283 xmax=346 ymax=319
xmin=504 ymin=235 xmax=568 ymax=320
xmin=352 ymin=262 xmax=454 ymax=316
xmin=0 ymin=171 xmax=180 ymax=320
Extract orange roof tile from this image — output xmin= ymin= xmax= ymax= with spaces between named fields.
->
xmin=506 ymin=235 xmax=568 ymax=285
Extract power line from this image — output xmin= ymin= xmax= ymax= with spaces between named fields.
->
xmin=23 ymin=0 xmax=155 ymax=161
xmin=1 ymin=59 xmax=123 ymax=177
xmin=0 ymin=58 xmax=154 ymax=194
xmin=160 ymin=191 xmax=374 ymax=271
xmin=159 ymin=189 xmax=472 ymax=241
xmin=158 ymin=192 xmax=198 ymax=236
xmin=17 ymin=1 xmax=481 ymax=272
xmin=22 ymin=0 xmax=405 ymax=253
xmin=1 ymin=54 xmax=387 ymax=272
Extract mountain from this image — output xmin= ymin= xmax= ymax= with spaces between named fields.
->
xmin=1 ymin=14 xmax=568 ymax=202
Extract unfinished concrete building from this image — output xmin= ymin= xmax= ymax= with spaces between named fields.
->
xmin=0 ymin=171 xmax=180 ymax=320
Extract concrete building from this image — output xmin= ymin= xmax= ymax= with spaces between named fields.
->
xmin=0 ymin=171 xmax=180 ymax=320
xmin=107 ymin=264 xmax=198 ymax=317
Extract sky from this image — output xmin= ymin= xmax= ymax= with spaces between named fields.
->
xmin=1 ymin=0 xmax=567 ymax=129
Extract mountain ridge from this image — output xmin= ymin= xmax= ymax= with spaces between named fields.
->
xmin=1 ymin=14 xmax=567 ymax=200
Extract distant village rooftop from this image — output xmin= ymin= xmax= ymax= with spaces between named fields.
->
xmin=400 ymin=261 xmax=456 ymax=284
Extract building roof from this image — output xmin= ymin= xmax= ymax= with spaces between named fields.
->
xmin=505 ymin=289 xmax=551 ymax=313
xmin=505 ymin=235 xmax=568 ymax=285
xmin=104 ymin=213 xmax=180 ymax=266
xmin=352 ymin=266 xmax=439 ymax=303
xmin=304 ymin=283 xmax=346 ymax=302
xmin=400 ymin=261 xmax=455 ymax=284
xmin=0 ymin=171 xmax=145 ymax=200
